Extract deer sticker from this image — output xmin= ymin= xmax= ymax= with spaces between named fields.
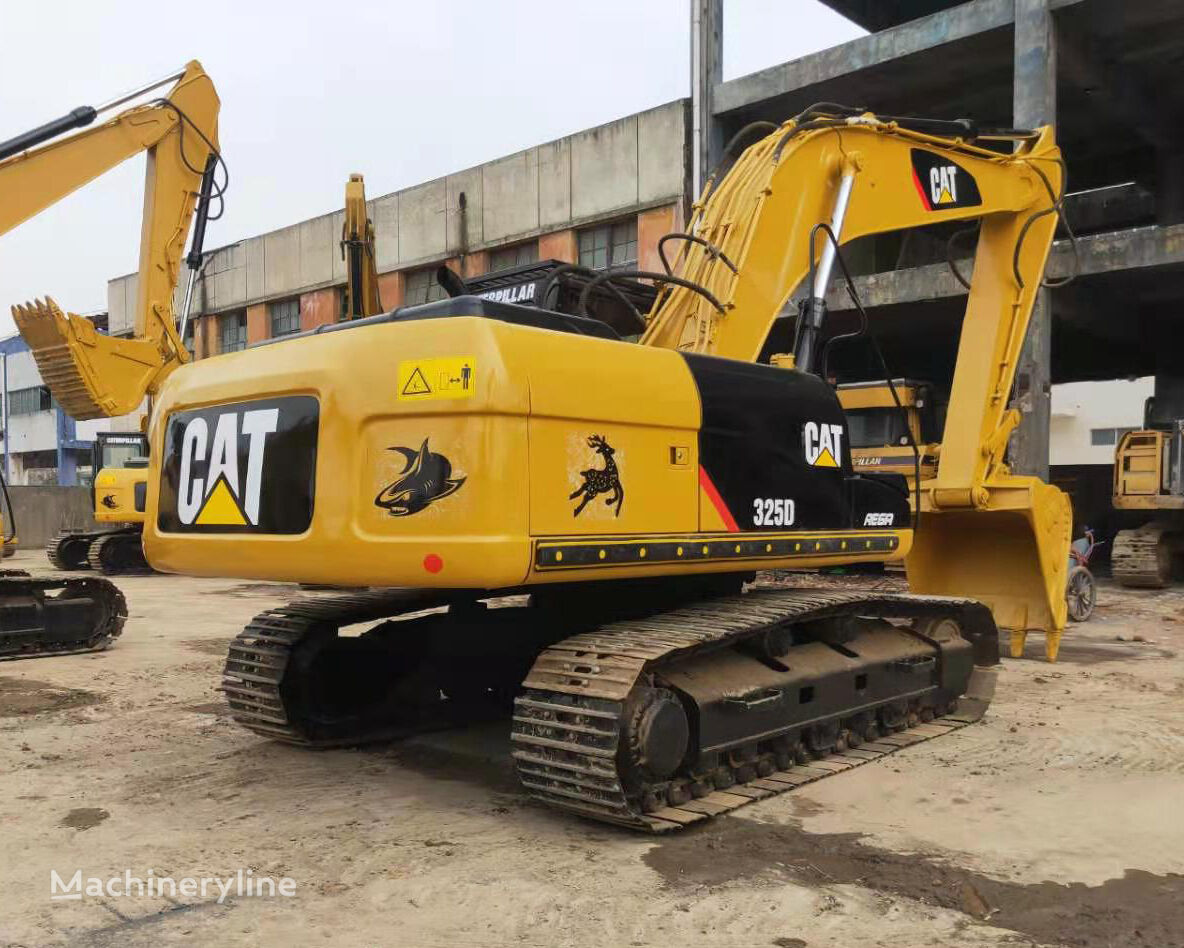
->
xmin=570 ymin=434 xmax=624 ymax=517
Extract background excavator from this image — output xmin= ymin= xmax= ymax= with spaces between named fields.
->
xmin=19 ymin=91 xmax=1071 ymax=831
xmin=43 ymin=171 xmax=378 ymax=577
xmin=1111 ymin=380 xmax=1184 ymax=586
xmin=46 ymin=431 xmax=151 ymax=574
xmin=0 ymin=61 xmax=222 ymax=655
xmin=837 ymin=379 xmax=944 ymax=482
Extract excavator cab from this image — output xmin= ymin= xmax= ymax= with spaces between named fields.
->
xmin=91 ymin=432 xmax=150 ymax=525
xmin=837 ymin=379 xmax=944 ymax=482
xmin=1111 ymin=386 xmax=1184 ymax=586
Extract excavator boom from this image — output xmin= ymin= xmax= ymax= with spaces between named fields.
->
xmin=646 ymin=113 xmax=1071 ymax=655
xmin=3 ymin=61 xmax=220 ymax=418
xmin=341 ymin=173 xmax=382 ymax=319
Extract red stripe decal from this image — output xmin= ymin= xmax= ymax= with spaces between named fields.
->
xmin=699 ymin=465 xmax=740 ymax=533
xmin=911 ymin=166 xmax=932 ymax=210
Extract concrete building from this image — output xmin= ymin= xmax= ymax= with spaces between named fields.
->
xmin=108 ymin=101 xmax=690 ymax=356
xmin=694 ymin=0 xmax=1184 ymax=487
xmin=1051 ymin=377 xmax=1154 ymax=467
xmin=0 ymin=332 xmax=119 ymax=486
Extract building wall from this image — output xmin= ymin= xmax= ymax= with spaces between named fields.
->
xmin=1050 ymin=377 xmax=1154 ymax=466
xmin=108 ymin=99 xmax=690 ymax=355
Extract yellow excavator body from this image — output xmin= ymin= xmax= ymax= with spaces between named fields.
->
xmin=93 ymin=465 xmax=148 ymax=526
xmin=18 ymin=102 xmax=1079 ymax=829
xmin=25 ymin=109 xmax=1070 ymax=656
xmin=1110 ymin=426 xmax=1184 ymax=586
xmin=143 ymin=316 xmax=909 ymax=585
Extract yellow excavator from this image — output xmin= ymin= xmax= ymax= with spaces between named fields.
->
xmin=18 ymin=94 xmax=1071 ymax=831
xmin=341 ymin=173 xmax=383 ymax=319
xmin=46 ymin=431 xmax=151 ymax=574
xmin=837 ymin=379 xmax=944 ymax=482
xmin=0 ymin=60 xmax=221 ymax=655
xmin=1111 ymin=384 xmax=1184 ymax=586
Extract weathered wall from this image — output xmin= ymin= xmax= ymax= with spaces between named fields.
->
xmin=6 ymin=486 xmax=99 ymax=549
xmin=107 ymin=99 xmax=689 ymax=327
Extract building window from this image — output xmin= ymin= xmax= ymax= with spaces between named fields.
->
xmin=489 ymin=242 xmax=539 ymax=272
xmin=404 ymin=267 xmax=448 ymax=306
xmin=578 ymin=219 xmax=637 ymax=270
xmin=219 ymin=311 xmax=247 ymax=353
xmin=1090 ymin=427 xmax=1134 ymax=446
xmin=270 ymin=298 xmax=301 ymax=337
xmin=7 ymin=386 xmax=52 ymax=415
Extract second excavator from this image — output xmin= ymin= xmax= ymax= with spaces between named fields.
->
xmin=1111 ymin=378 xmax=1184 ymax=586
xmin=0 ymin=61 xmax=222 ymax=654
xmin=46 ymin=432 xmax=151 ymax=575
xmin=20 ymin=93 xmax=1071 ymax=829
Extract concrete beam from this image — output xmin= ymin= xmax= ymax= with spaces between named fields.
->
xmin=816 ymin=1 xmax=966 ymax=32
xmin=714 ymin=0 xmax=1082 ymax=118
xmin=825 ymin=222 xmax=1184 ymax=312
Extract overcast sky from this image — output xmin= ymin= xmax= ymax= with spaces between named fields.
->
xmin=0 ymin=1 xmax=861 ymax=334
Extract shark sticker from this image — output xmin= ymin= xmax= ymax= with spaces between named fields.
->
xmin=375 ymin=439 xmax=466 ymax=516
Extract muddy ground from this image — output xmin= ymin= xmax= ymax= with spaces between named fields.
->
xmin=1 ymin=555 xmax=1182 ymax=947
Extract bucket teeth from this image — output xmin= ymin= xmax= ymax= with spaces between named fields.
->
xmin=11 ymin=297 xmax=108 ymax=420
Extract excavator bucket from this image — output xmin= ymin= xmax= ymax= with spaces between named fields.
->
xmin=12 ymin=298 xmax=170 ymax=420
xmin=906 ymin=476 xmax=1072 ymax=661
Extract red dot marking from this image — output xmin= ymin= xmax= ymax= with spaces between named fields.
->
xmin=423 ymin=553 xmax=444 ymax=574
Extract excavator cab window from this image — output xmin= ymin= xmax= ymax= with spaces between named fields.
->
xmin=847 ymin=408 xmax=911 ymax=449
xmin=95 ymin=433 xmax=150 ymax=471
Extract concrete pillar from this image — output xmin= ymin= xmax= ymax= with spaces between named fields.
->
xmin=462 ymin=250 xmax=489 ymax=280
xmin=1010 ymin=0 xmax=1056 ymax=480
xmin=246 ymin=303 xmax=269 ymax=345
xmin=539 ymin=229 xmax=578 ymax=265
xmin=690 ymin=0 xmax=723 ymax=197
xmin=638 ymin=204 xmax=681 ymax=274
xmin=193 ymin=315 xmax=216 ymax=360
xmin=1157 ymin=148 xmax=1184 ymax=225
xmin=300 ymin=288 xmax=339 ymax=332
xmin=377 ymin=271 xmax=405 ymax=311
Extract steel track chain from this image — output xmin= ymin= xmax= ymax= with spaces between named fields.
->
xmin=0 ymin=575 xmax=128 ymax=660
xmin=222 ymin=588 xmax=459 ymax=745
xmin=511 ymin=588 xmax=996 ymax=832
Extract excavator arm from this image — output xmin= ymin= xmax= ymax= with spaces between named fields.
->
xmin=2 ymin=61 xmax=220 ymax=419
xmin=646 ymin=112 xmax=1071 ymax=656
xmin=341 ymin=174 xmax=382 ymax=319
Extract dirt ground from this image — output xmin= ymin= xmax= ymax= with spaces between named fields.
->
xmin=1 ymin=554 xmax=1182 ymax=948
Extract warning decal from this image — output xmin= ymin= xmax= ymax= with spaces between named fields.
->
xmin=397 ymin=357 xmax=476 ymax=401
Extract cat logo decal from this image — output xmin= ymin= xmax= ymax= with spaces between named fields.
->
xmin=804 ymin=421 xmax=844 ymax=468
xmin=159 ymin=395 xmax=319 ymax=535
xmin=910 ymin=149 xmax=982 ymax=211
